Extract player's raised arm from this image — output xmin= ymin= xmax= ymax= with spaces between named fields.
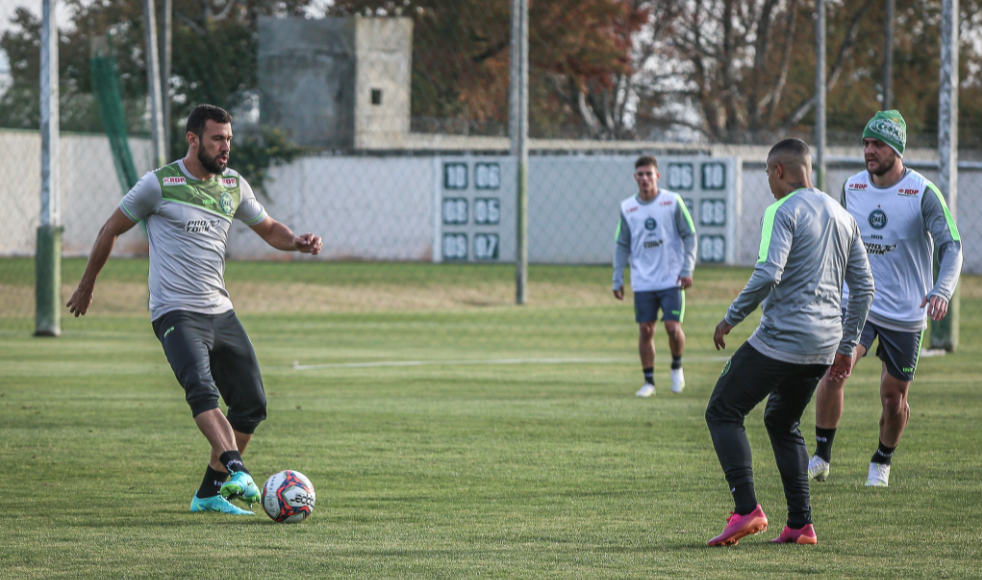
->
xmin=249 ymin=215 xmax=323 ymax=255
xmin=67 ymin=208 xmax=139 ymax=317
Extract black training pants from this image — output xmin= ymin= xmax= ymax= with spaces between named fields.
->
xmin=705 ymin=342 xmax=828 ymax=526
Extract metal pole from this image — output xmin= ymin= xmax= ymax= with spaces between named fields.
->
xmin=161 ymin=0 xmax=172 ymax=158
xmin=36 ymin=0 xmax=62 ymax=337
xmin=144 ymin=0 xmax=166 ymax=168
xmin=883 ymin=0 xmax=895 ymax=109
xmin=815 ymin=0 xmax=827 ymax=191
xmin=510 ymin=0 xmax=529 ymax=305
xmin=932 ymin=0 xmax=959 ymax=351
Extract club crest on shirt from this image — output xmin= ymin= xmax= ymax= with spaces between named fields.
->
xmin=868 ymin=209 xmax=888 ymax=229
xmin=644 ymin=217 xmax=657 ymax=231
xmin=219 ymin=192 xmax=235 ymax=215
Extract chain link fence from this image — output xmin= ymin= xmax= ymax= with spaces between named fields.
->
xmin=0 ymin=3 xmax=978 ymax=355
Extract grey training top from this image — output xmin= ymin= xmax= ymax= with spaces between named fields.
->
xmin=120 ymin=160 xmax=268 ymax=321
xmin=724 ymin=188 xmax=874 ymax=365
xmin=612 ymin=190 xmax=697 ymax=292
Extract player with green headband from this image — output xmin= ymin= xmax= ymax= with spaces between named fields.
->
xmin=808 ymin=110 xmax=963 ymax=487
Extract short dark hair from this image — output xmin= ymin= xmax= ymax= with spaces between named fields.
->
xmin=767 ymin=138 xmax=811 ymax=161
xmin=186 ymin=104 xmax=232 ymax=137
xmin=635 ymin=155 xmax=658 ymax=170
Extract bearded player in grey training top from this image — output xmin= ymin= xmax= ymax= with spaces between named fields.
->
xmin=807 ymin=110 xmax=962 ymax=488
xmin=67 ymin=104 xmax=323 ymax=516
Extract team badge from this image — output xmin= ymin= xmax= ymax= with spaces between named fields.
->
xmin=644 ymin=217 xmax=657 ymax=231
xmin=868 ymin=209 xmax=888 ymax=230
xmin=219 ymin=192 xmax=235 ymax=215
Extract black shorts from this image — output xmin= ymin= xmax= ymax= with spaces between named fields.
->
xmin=152 ymin=310 xmax=266 ymax=434
xmin=858 ymin=321 xmax=924 ymax=382
xmin=633 ymin=287 xmax=685 ymax=323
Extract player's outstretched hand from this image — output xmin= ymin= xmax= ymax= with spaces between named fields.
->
xmin=827 ymin=352 xmax=853 ymax=381
xmin=921 ymin=294 xmax=948 ymax=321
xmin=66 ymin=286 xmax=93 ymax=317
xmin=713 ymin=320 xmax=733 ymax=351
xmin=678 ymin=276 xmax=693 ymax=289
xmin=613 ymin=287 xmax=624 ymax=301
xmin=294 ymin=233 xmax=323 ymax=255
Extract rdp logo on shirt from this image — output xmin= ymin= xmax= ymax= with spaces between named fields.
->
xmin=868 ymin=210 xmax=888 ymax=230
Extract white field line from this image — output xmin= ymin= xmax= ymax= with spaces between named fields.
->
xmin=292 ymin=356 xmax=732 ymax=371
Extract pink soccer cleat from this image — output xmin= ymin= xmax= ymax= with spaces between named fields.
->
xmin=771 ymin=524 xmax=818 ymax=544
xmin=708 ymin=504 xmax=768 ymax=546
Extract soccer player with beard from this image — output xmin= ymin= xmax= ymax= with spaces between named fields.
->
xmin=807 ymin=111 xmax=963 ymax=487
xmin=67 ymin=104 xmax=323 ymax=515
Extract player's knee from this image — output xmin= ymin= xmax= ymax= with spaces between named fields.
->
xmin=182 ymin=372 xmax=221 ymax=415
xmin=639 ymin=324 xmax=656 ymax=340
xmin=763 ymin=409 xmax=796 ymax=434
xmin=881 ymin=393 xmax=905 ymax=417
xmin=226 ymin=392 xmax=267 ymax=435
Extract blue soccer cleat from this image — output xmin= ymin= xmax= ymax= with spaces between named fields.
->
xmin=190 ymin=493 xmax=255 ymax=515
xmin=220 ymin=470 xmax=261 ymax=504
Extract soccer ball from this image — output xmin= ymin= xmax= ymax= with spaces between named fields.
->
xmin=261 ymin=470 xmax=316 ymax=523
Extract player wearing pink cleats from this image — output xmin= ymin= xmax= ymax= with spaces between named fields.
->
xmin=771 ymin=524 xmax=818 ymax=544
xmin=708 ymin=505 xmax=768 ymax=547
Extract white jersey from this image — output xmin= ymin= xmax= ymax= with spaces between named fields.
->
xmin=119 ymin=160 xmax=268 ymax=321
xmin=612 ymin=190 xmax=697 ymax=292
xmin=841 ymin=168 xmax=962 ymax=331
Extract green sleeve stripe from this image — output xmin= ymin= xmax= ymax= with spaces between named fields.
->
xmin=678 ymin=196 xmax=695 ymax=232
xmin=243 ymin=211 xmax=268 ymax=225
xmin=926 ymin=183 xmax=961 ymax=242
xmin=757 ymin=190 xmax=800 ymax=263
xmin=614 ymin=217 xmax=622 ymax=242
xmin=119 ymin=202 xmax=140 ymax=222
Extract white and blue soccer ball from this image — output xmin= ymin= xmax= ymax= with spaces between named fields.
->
xmin=261 ymin=470 xmax=316 ymax=523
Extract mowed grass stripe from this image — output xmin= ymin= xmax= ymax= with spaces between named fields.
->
xmin=0 ymin=260 xmax=980 ymax=579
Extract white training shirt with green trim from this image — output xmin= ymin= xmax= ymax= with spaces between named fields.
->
xmin=841 ymin=168 xmax=962 ymax=332
xmin=119 ymin=160 xmax=268 ymax=321
xmin=612 ymin=190 xmax=697 ymax=292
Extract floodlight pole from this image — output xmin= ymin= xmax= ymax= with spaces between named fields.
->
xmin=144 ymin=0 xmax=166 ymax=169
xmin=815 ymin=0 xmax=827 ymax=192
xmin=509 ymin=0 xmax=529 ymax=305
xmin=36 ymin=0 xmax=62 ymax=337
xmin=932 ymin=0 xmax=959 ymax=351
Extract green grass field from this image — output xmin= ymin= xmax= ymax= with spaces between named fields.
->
xmin=1 ymin=259 xmax=980 ymax=579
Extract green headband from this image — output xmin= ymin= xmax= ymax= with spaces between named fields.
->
xmin=863 ymin=110 xmax=906 ymax=157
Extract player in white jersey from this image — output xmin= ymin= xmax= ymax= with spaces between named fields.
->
xmin=67 ymin=105 xmax=324 ymax=515
xmin=613 ymin=155 xmax=697 ymax=397
xmin=808 ymin=111 xmax=962 ymax=487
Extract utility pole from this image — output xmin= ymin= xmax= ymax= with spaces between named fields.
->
xmin=883 ymin=0 xmax=895 ymax=109
xmin=36 ymin=0 xmax=61 ymax=337
xmin=509 ymin=0 xmax=529 ymax=305
xmin=161 ymin=0 xmax=172 ymax=158
xmin=932 ymin=0 xmax=960 ymax=351
xmin=815 ymin=0 xmax=827 ymax=191
xmin=144 ymin=0 xmax=166 ymax=168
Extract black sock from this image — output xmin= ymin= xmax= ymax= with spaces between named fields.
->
xmin=871 ymin=440 xmax=896 ymax=465
xmin=196 ymin=465 xmax=228 ymax=499
xmin=731 ymin=483 xmax=757 ymax=516
xmin=219 ymin=450 xmax=249 ymax=474
xmin=642 ymin=367 xmax=654 ymax=385
xmin=671 ymin=356 xmax=682 ymax=370
xmin=815 ymin=427 xmax=837 ymax=463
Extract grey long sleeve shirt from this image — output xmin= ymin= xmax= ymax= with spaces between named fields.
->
xmin=725 ymin=188 xmax=874 ymax=365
